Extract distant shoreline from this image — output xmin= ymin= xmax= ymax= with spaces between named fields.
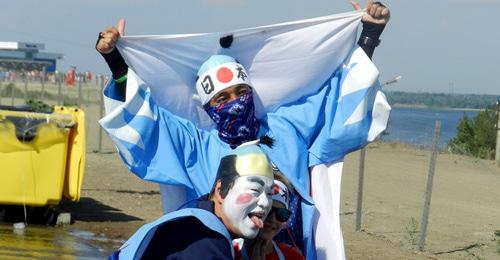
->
xmin=376 ymin=139 xmax=448 ymax=152
xmin=391 ymin=103 xmax=484 ymax=112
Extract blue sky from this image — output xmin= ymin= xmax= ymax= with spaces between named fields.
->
xmin=1 ymin=0 xmax=499 ymax=94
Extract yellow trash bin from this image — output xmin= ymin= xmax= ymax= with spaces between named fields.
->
xmin=0 ymin=106 xmax=85 ymax=207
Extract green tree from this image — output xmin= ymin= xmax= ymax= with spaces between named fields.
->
xmin=449 ymin=109 xmax=497 ymax=159
xmin=449 ymin=113 xmax=474 ymax=154
xmin=472 ymin=109 xmax=497 ymax=159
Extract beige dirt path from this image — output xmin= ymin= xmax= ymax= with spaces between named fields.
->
xmin=62 ymin=101 xmax=500 ymax=259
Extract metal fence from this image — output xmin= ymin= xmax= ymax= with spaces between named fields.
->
xmin=350 ymin=118 xmax=500 ymax=258
xmin=0 ymin=74 xmax=114 ymax=154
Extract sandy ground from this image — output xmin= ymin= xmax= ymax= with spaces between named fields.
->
xmin=2 ymin=90 xmax=500 ymax=259
xmin=67 ymin=100 xmax=500 ymax=259
xmin=70 ymin=145 xmax=500 ymax=259
xmin=341 ymin=143 xmax=500 ymax=259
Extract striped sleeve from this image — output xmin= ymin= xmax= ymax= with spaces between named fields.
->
xmin=308 ymin=47 xmax=391 ymax=165
xmin=98 ymin=69 xmax=224 ymax=194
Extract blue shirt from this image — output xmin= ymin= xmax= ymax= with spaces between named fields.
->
xmin=100 ymin=64 xmax=382 ymax=258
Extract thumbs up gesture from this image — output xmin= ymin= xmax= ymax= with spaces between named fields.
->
xmin=350 ymin=0 xmax=390 ymax=25
xmin=96 ymin=19 xmax=126 ymax=54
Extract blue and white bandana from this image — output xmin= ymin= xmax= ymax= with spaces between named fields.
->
xmin=204 ymin=93 xmax=259 ymax=147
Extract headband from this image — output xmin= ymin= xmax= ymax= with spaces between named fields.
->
xmin=195 ymin=55 xmax=252 ymax=105
xmin=272 ymin=180 xmax=289 ymax=209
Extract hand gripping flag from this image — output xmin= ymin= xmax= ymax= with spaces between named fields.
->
xmin=100 ymin=10 xmax=390 ymax=260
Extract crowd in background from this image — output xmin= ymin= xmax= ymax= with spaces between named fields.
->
xmin=0 ymin=67 xmax=108 ymax=86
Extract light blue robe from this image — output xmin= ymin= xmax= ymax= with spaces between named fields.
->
xmin=112 ymin=208 xmax=233 ymax=260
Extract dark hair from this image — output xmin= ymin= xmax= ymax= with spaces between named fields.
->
xmin=273 ymin=172 xmax=294 ymax=195
xmin=219 ymin=34 xmax=234 ymax=49
xmin=209 ymin=155 xmax=238 ymax=199
xmin=259 ymin=135 xmax=275 ymax=148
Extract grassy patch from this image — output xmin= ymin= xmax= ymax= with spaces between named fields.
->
xmin=404 ymin=217 xmax=420 ymax=247
xmin=495 ymin=230 xmax=500 ymax=254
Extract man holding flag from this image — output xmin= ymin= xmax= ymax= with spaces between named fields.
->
xmin=97 ymin=1 xmax=391 ymax=259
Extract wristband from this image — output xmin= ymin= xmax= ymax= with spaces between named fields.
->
xmin=114 ymin=74 xmax=127 ymax=84
xmin=358 ymin=36 xmax=380 ymax=48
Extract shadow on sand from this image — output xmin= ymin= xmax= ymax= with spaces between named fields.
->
xmin=0 ymin=197 xmax=142 ymax=224
xmin=59 ymin=197 xmax=143 ymax=222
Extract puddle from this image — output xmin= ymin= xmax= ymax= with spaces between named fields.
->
xmin=0 ymin=224 xmax=122 ymax=259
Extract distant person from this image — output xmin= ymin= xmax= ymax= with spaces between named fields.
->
xmin=109 ymin=142 xmax=275 ymax=259
xmin=86 ymin=71 xmax=92 ymax=82
xmin=65 ymin=67 xmax=75 ymax=86
xmin=238 ymin=173 xmax=305 ymax=260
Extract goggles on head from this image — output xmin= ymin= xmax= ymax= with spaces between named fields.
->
xmin=270 ymin=207 xmax=291 ymax=222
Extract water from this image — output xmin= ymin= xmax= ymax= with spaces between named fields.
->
xmin=380 ymin=107 xmax=478 ymax=148
xmin=0 ymin=224 xmax=120 ymax=259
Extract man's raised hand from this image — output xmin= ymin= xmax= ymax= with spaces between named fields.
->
xmin=350 ymin=0 xmax=390 ymax=25
xmin=96 ymin=19 xmax=126 ymax=54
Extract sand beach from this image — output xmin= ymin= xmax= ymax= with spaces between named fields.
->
xmin=67 ymin=102 xmax=500 ymax=259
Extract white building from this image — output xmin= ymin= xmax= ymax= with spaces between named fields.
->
xmin=0 ymin=42 xmax=63 ymax=72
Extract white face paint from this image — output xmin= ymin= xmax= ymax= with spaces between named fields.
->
xmin=222 ymin=175 xmax=273 ymax=239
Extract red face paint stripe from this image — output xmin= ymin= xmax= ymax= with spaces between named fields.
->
xmin=236 ymin=193 xmax=253 ymax=204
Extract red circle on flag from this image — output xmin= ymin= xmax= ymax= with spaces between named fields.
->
xmin=216 ymin=67 xmax=233 ymax=83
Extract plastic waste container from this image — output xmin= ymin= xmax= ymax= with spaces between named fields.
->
xmin=0 ymin=105 xmax=85 ymax=207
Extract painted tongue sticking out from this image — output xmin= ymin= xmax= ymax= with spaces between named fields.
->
xmin=250 ymin=215 xmax=264 ymax=229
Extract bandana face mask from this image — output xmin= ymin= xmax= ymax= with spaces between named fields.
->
xmin=204 ymin=93 xmax=260 ymax=147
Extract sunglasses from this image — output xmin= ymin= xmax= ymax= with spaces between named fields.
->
xmin=269 ymin=207 xmax=291 ymax=222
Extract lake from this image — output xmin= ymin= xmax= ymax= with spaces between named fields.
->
xmin=380 ymin=107 xmax=478 ymax=148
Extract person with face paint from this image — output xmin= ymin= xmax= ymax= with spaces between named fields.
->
xmin=236 ymin=173 xmax=305 ymax=260
xmin=97 ymin=1 xmax=390 ymax=259
xmin=109 ymin=142 xmax=275 ymax=259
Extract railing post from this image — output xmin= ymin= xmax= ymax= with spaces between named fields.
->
xmin=10 ymin=81 xmax=15 ymax=106
xmin=77 ymin=74 xmax=82 ymax=107
xmin=495 ymin=101 xmax=500 ymax=166
xmin=40 ymin=66 xmax=46 ymax=100
xmin=24 ymin=75 xmax=28 ymax=103
xmin=98 ymin=76 xmax=105 ymax=153
xmin=418 ymin=120 xmax=441 ymax=251
xmin=355 ymin=147 xmax=366 ymax=231
xmin=57 ymin=76 xmax=62 ymax=106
